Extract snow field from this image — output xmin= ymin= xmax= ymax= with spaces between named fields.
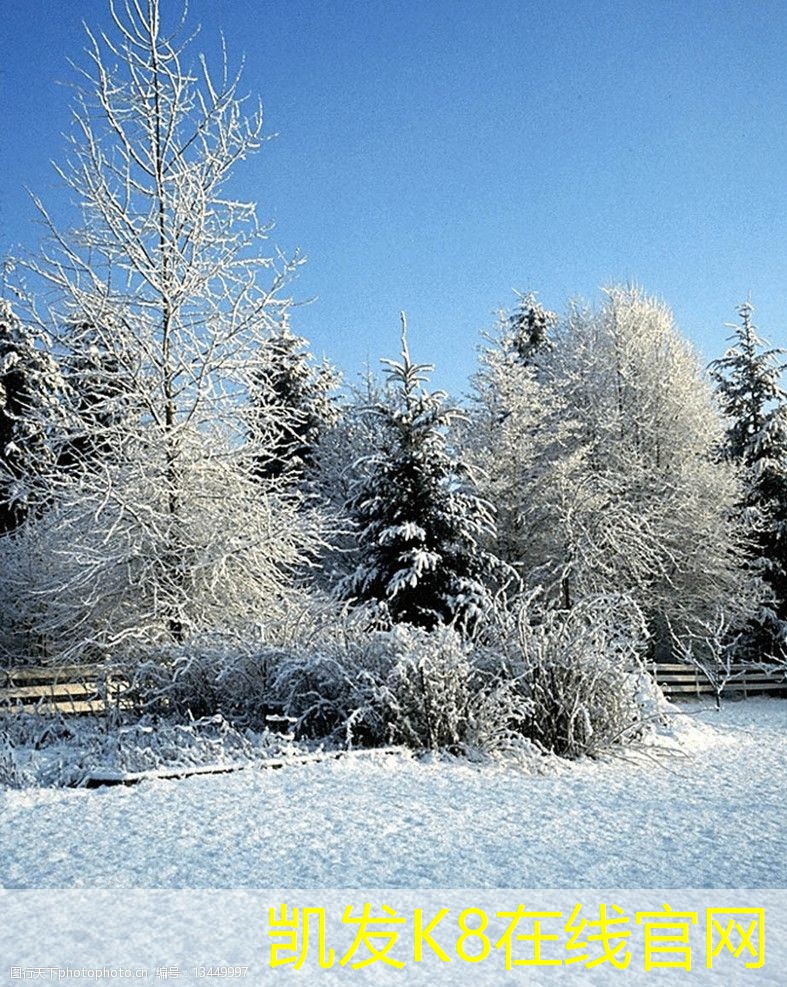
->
xmin=1 ymin=699 xmax=784 ymax=890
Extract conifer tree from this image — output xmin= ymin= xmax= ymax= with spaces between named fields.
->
xmin=248 ymin=323 xmax=339 ymax=483
xmin=506 ymin=290 xmax=557 ymax=366
xmin=57 ymin=320 xmax=139 ymax=471
xmin=342 ymin=316 xmax=497 ymax=630
xmin=709 ymin=302 xmax=787 ymax=656
xmin=0 ymin=300 xmax=61 ymax=534
xmin=309 ymin=371 xmax=390 ymax=588
xmin=468 ymin=292 xmax=564 ymax=572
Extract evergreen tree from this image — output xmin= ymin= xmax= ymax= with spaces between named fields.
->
xmin=709 ymin=302 xmax=787 ymax=656
xmin=468 ymin=292 xmax=565 ymax=572
xmin=309 ymin=371 xmax=390 ymax=588
xmin=342 ymin=317 xmax=497 ymax=630
xmin=506 ymin=290 xmax=557 ymax=366
xmin=58 ymin=320 xmax=139 ymax=471
xmin=248 ymin=323 xmax=339 ymax=483
xmin=0 ymin=300 xmax=61 ymax=534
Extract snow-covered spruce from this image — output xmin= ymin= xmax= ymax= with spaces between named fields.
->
xmin=709 ymin=301 xmax=787 ymax=659
xmin=247 ymin=321 xmax=340 ymax=485
xmin=0 ymin=299 xmax=63 ymax=536
xmin=467 ymin=291 xmax=566 ymax=573
xmin=340 ymin=316 xmax=500 ymax=631
xmin=308 ymin=372 xmax=395 ymax=589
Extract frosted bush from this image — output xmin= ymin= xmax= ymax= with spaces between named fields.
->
xmin=122 ymin=603 xmax=383 ymax=727
xmin=273 ymin=622 xmax=522 ymax=752
xmin=479 ymin=593 xmax=656 ymax=758
xmin=384 ymin=625 xmax=474 ymax=749
xmin=54 ymin=716 xmax=294 ymax=785
xmin=0 ymin=733 xmax=22 ymax=788
xmin=0 ymin=714 xmax=71 ymax=788
xmin=272 ymin=627 xmax=403 ymax=746
xmin=124 ymin=635 xmax=283 ymax=727
xmin=0 ymin=712 xmax=302 ymax=788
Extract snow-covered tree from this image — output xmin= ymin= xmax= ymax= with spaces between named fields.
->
xmin=56 ymin=319 xmax=140 ymax=471
xmin=549 ymin=287 xmax=757 ymax=649
xmin=468 ymin=293 xmax=565 ymax=572
xmin=0 ymin=299 xmax=62 ymax=534
xmin=2 ymin=0 xmax=324 ymax=664
xmin=341 ymin=316 xmax=498 ymax=630
xmin=247 ymin=322 xmax=339 ymax=483
xmin=709 ymin=302 xmax=787 ymax=656
xmin=506 ymin=290 xmax=557 ymax=366
xmin=307 ymin=371 xmax=390 ymax=588
xmin=472 ymin=285 xmax=758 ymax=655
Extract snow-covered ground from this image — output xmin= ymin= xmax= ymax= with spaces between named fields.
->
xmin=1 ymin=699 xmax=785 ymax=985
xmin=1 ymin=698 xmax=785 ymax=889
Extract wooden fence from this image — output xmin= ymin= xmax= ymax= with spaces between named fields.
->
xmin=0 ymin=664 xmax=127 ymax=716
xmin=0 ymin=660 xmax=784 ymax=716
xmin=648 ymin=662 xmax=786 ymax=699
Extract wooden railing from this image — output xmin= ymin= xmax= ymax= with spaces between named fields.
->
xmin=0 ymin=660 xmax=783 ymax=717
xmin=649 ymin=662 xmax=786 ymax=699
xmin=0 ymin=664 xmax=127 ymax=715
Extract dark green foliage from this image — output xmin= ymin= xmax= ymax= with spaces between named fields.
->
xmin=0 ymin=301 xmax=61 ymax=534
xmin=249 ymin=325 xmax=338 ymax=483
xmin=709 ymin=302 xmax=787 ymax=657
xmin=57 ymin=322 xmax=139 ymax=471
xmin=342 ymin=317 xmax=497 ymax=630
xmin=507 ymin=291 xmax=557 ymax=366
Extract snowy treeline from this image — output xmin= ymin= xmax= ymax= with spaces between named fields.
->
xmin=2 ymin=0 xmax=786 ymax=761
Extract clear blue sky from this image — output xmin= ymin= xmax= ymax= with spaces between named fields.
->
xmin=2 ymin=0 xmax=787 ymax=394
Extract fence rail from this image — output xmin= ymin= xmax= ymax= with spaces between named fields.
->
xmin=0 ymin=660 xmax=784 ymax=716
xmin=648 ymin=662 xmax=786 ymax=699
xmin=0 ymin=664 xmax=127 ymax=716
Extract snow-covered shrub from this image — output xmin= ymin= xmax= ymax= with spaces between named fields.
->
xmin=0 ymin=733 xmax=22 ymax=788
xmin=384 ymin=625 xmax=474 ymax=749
xmin=273 ymin=621 xmax=525 ymax=752
xmin=480 ymin=593 xmax=657 ymax=758
xmin=385 ymin=631 xmax=550 ymax=760
xmin=53 ymin=716 xmax=292 ymax=785
xmin=123 ymin=633 xmax=284 ymax=727
xmin=0 ymin=712 xmax=302 ymax=788
xmin=271 ymin=626 xmax=402 ymax=746
xmin=0 ymin=713 xmax=69 ymax=788
xmin=121 ymin=603 xmax=382 ymax=727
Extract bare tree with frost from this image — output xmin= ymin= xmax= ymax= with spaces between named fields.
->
xmin=2 ymin=0 xmax=324 ymax=664
xmin=472 ymin=285 xmax=759 ymax=656
xmin=547 ymin=286 xmax=758 ymax=651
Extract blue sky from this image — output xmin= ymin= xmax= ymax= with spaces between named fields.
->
xmin=2 ymin=0 xmax=786 ymax=394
